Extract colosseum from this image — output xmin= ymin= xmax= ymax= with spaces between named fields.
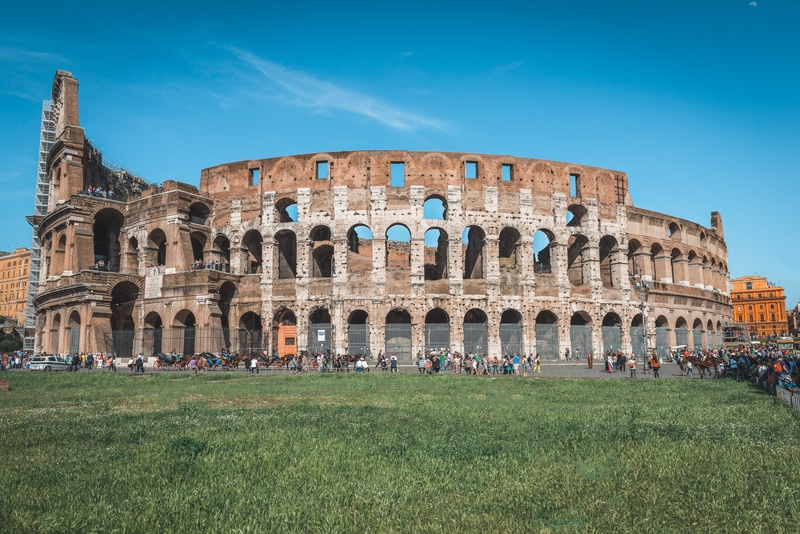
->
xmin=32 ymin=70 xmax=733 ymax=361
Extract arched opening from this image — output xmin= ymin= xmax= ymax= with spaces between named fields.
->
xmin=668 ymin=222 xmax=681 ymax=238
xmin=385 ymin=309 xmax=412 ymax=360
xmin=310 ymin=226 xmax=333 ymax=278
xmin=212 ymin=234 xmax=231 ymax=271
xmin=308 ymin=309 xmax=332 ymax=356
xmin=630 ymin=313 xmax=645 ymax=359
xmin=242 ymin=230 xmax=263 ymax=274
xmin=500 ymin=309 xmax=524 ymax=356
xmin=566 ymin=204 xmax=586 ymax=227
xmin=126 ymin=236 xmax=139 ymax=274
xmin=669 ymin=248 xmax=683 ymax=284
xmin=147 ymin=229 xmax=167 ymax=267
xmin=239 ymin=311 xmax=263 ymax=353
xmin=50 ymin=313 xmax=61 ymax=355
xmin=67 ymin=311 xmax=81 ymax=356
xmin=535 ymin=310 xmax=559 ymax=360
xmin=143 ymin=311 xmax=163 ymax=356
xmin=570 ymin=311 xmax=593 ymax=359
xmin=274 ymin=230 xmax=297 ymax=279
xmin=188 ymin=202 xmax=210 ymax=225
xmin=386 ymin=224 xmax=411 ymax=268
xmin=533 ymin=229 xmax=554 ymax=274
xmin=675 ymin=317 xmax=689 ymax=348
xmin=347 ymin=310 xmax=370 ymax=357
xmin=463 ymin=309 xmax=488 ymax=355
xmin=190 ymin=232 xmax=207 ymax=263
xmin=599 ymin=235 xmax=619 ymax=288
xmin=655 ymin=315 xmax=670 ymax=358
xmin=692 ymin=318 xmax=704 ymax=350
xmin=275 ymin=198 xmax=298 ymax=223
xmin=462 ymin=226 xmax=485 ymax=279
xmin=172 ymin=311 xmax=196 ymax=357
xmin=93 ymin=208 xmax=124 ymax=271
xmin=498 ymin=227 xmax=521 ymax=273
xmin=601 ymin=313 xmax=622 ymax=354
xmin=423 ymin=196 xmax=447 ymax=220
xmin=111 ymin=281 xmax=138 ymax=358
xmin=627 ymin=239 xmax=643 ymax=278
xmin=53 ymin=233 xmax=67 ymax=274
xmin=273 ymin=310 xmax=297 ymax=359
xmin=424 ymin=228 xmax=448 ymax=280
xmin=217 ymin=281 xmax=236 ymax=350
xmin=649 ymin=243 xmax=663 ymax=282
xmin=707 ymin=319 xmax=715 ymax=351
xmin=424 ymin=308 xmax=450 ymax=351
xmin=347 ymin=225 xmax=373 ymax=273
xmin=567 ymin=234 xmax=589 ymax=286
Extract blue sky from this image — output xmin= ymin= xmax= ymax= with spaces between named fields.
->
xmin=1 ymin=1 xmax=798 ymax=303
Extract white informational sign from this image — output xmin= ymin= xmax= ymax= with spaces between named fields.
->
xmin=318 ymin=330 xmax=326 ymax=342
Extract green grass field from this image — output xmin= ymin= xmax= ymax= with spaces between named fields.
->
xmin=1 ymin=372 xmax=799 ymax=533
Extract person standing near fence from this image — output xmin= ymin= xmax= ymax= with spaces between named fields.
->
xmin=629 ymin=357 xmax=637 ymax=378
xmin=650 ymin=354 xmax=659 ymax=379
xmin=534 ymin=354 xmax=541 ymax=373
xmin=390 ymin=353 xmax=398 ymax=373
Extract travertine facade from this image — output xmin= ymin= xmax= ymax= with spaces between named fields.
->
xmin=33 ymin=71 xmax=733 ymax=359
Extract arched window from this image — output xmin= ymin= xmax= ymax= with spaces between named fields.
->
xmin=147 ymin=229 xmax=167 ymax=267
xmin=500 ymin=309 xmax=524 ymax=356
xmin=274 ymin=230 xmax=297 ymax=279
xmin=598 ymin=236 xmax=619 ymax=288
xmin=386 ymin=224 xmax=411 ymax=268
xmin=424 ymin=308 xmax=450 ymax=351
xmin=347 ymin=310 xmax=370 ymax=357
xmin=144 ymin=311 xmax=164 ymax=356
xmin=347 ymin=225 xmax=373 ymax=273
xmin=310 ymin=226 xmax=333 ymax=278
xmin=566 ymin=204 xmax=586 ymax=227
xmin=308 ymin=309 xmax=332 ymax=355
xmin=462 ymin=226 xmax=485 ymax=279
xmin=570 ymin=311 xmax=593 ymax=359
xmin=499 ymin=227 xmax=521 ymax=273
xmin=93 ymin=208 xmax=124 ymax=271
xmin=424 ymin=228 xmax=448 ymax=280
xmin=386 ymin=309 xmax=412 ymax=360
xmin=275 ymin=198 xmax=298 ymax=222
xmin=567 ymin=234 xmax=589 ymax=286
xmin=533 ymin=230 xmax=554 ymax=274
xmin=535 ymin=310 xmax=559 ymax=360
xmin=242 ymin=230 xmax=263 ymax=274
xmin=213 ymin=235 xmax=231 ymax=269
xmin=239 ymin=311 xmax=263 ymax=352
xmin=423 ymin=196 xmax=447 ymax=220
xmin=188 ymin=203 xmax=210 ymax=225
xmin=190 ymin=232 xmax=207 ymax=262
xmin=601 ymin=313 xmax=622 ymax=354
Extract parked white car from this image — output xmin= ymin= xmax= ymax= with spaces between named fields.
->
xmin=29 ymin=356 xmax=69 ymax=371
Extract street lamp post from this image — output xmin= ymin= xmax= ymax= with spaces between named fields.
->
xmin=631 ymin=273 xmax=651 ymax=371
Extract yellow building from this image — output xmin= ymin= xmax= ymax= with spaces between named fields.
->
xmin=730 ymin=275 xmax=787 ymax=338
xmin=0 ymin=248 xmax=31 ymax=326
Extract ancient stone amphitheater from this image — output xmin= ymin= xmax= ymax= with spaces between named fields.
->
xmin=33 ymin=71 xmax=733 ymax=361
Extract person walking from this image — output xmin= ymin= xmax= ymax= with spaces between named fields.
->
xmin=190 ymin=355 xmax=198 ymax=374
xmin=650 ymin=354 xmax=660 ymax=379
xmin=587 ymin=351 xmax=593 ymax=369
xmin=390 ymin=353 xmax=398 ymax=373
xmin=686 ymin=360 xmax=694 ymax=378
xmin=564 ymin=348 xmax=571 ymax=361
xmin=534 ymin=354 xmax=541 ymax=373
xmin=629 ymin=356 xmax=637 ymax=378
xmin=250 ymin=356 xmax=259 ymax=374
xmin=109 ymin=355 xmax=117 ymax=372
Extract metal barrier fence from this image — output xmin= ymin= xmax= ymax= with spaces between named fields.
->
xmin=307 ymin=324 xmax=332 ymax=355
xmin=601 ymin=326 xmax=622 ymax=354
xmin=424 ymin=323 xmax=450 ymax=352
xmin=570 ymin=325 xmax=593 ymax=359
xmin=675 ymin=328 xmax=688 ymax=348
xmin=535 ymin=324 xmax=559 ymax=360
xmin=463 ymin=323 xmax=488 ymax=355
xmin=385 ymin=323 xmax=412 ymax=361
xmin=499 ymin=324 xmax=524 ymax=356
xmin=656 ymin=328 xmax=669 ymax=359
xmin=630 ymin=326 xmax=645 ymax=358
xmin=347 ymin=324 xmax=370 ymax=357
xmin=755 ymin=377 xmax=800 ymax=412
xmin=693 ymin=330 xmax=703 ymax=350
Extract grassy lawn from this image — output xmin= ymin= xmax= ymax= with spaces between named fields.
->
xmin=1 ymin=372 xmax=799 ymax=533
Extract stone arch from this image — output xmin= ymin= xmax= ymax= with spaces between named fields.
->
xmin=668 ymin=221 xmax=681 ymax=238
xmin=212 ymin=234 xmax=231 ymax=267
xmin=534 ymin=310 xmax=559 ymax=360
xmin=275 ymin=197 xmax=298 ymax=222
xmin=346 ymin=309 xmax=370 ymax=357
xmin=93 ymin=208 xmax=124 ymax=271
xmin=50 ymin=312 xmax=61 ymax=354
xmin=570 ymin=311 xmax=593 ymax=359
xmin=110 ymin=281 xmax=139 ymax=358
xmin=499 ymin=226 xmax=522 ymax=273
xmin=601 ymin=312 xmax=623 ymax=354
xmin=533 ymin=229 xmax=555 ymax=274
xmin=627 ymin=239 xmax=644 ymax=277
xmin=386 ymin=224 xmax=411 ymax=268
xmin=238 ymin=311 xmax=263 ymax=352
xmin=567 ymin=234 xmax=589 ymax=286
xmin=53 ymin=233 xmax=67 ymax=274
xmin=346 ymin=225 xmax=373 ymax=273
xmin=66 ymin=310 xmax=81 ymax=356
xmin=188 ymin=202 xmax=211 ymax=225
xmin=147 ymin=228 xmax=167 ymax=267
xmin=655 ymin=315 xmax=669 ymax=328
xmin=171 ymin=310 xmax=197 ymax=356
xmin=499 ymin=309 xmax=524 ymax=356
xmin=310 ymin=227 xmax=333 ymax=278
xmin=242 ymin=229 xmax=263 ymax=274
xmin=598 ymin=235 xmax=619 ymax=288
xmin=308 ymin=308 xmax=332 ymax=355
xmin=566 ymin=204 xmax=586 ymax=227
xmin=143 ymin=311 xmax=164 ymax=356
xmin=424 ymin=307 xmax=450 ymax=352
xmin=462 ymin=225 xmax=486 ymax=279
xmin=190 ymin=231 xmax=207 ymax=262
xmin=274 ymin=230 xmax=297 ymax=279
xmin=423 ymin=195 xmax=447 ymax=220
xmin=424 ymin=227 xmax=448 ymax=280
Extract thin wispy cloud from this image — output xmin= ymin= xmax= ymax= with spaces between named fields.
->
xmin=0 ymin=46 xmax=67 ymax=64
xmin=401 ymin=51 xmax=415 ymax=57
xmin=224 ymin=46 xmax=444 ymax=131
xmin=494 ymin=61 xmax=524 ymax=75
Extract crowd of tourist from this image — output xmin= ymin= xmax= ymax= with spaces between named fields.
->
xmin=89 ymin=259 xmax=116 ymax=271
xmin=80 ymin=185 xmax=124 ymax=200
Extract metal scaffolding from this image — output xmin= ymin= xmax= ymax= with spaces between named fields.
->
xmin=23 ymin=100 xmax=55 ymax=350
